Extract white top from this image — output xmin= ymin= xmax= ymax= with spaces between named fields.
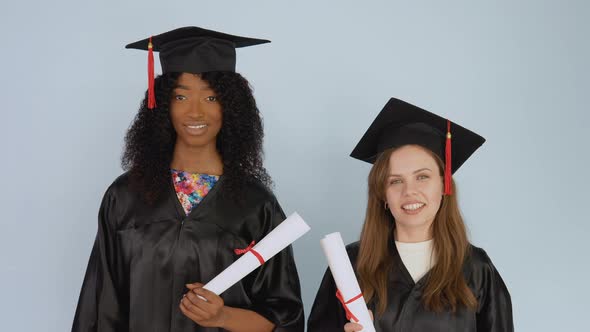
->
xmin=395 ymin=239 xmax=435 ymax=283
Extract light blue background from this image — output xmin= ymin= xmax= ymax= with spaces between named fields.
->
xmin=1 ymin=1 xmax=588 ymax=331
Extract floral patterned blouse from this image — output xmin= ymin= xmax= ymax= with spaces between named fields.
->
xmin=171 ymin=169 xmax=219 ymax=216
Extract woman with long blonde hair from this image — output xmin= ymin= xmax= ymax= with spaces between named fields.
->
xmin=308 ymin=98 xmax=513 ymax=331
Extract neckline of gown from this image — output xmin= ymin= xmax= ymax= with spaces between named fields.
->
xmin=168 ymin=173 xmax=225 ymax=221
xmin=389 ymin=232 xmax=432 ymax=287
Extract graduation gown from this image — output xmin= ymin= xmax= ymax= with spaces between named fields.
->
xmin=72 ymin=173 xmax=304 ymax=332
xmin=308 ymin=241 xmax=513 ymax=332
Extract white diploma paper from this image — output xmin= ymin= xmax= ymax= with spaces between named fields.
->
xmin=203 ymin=212 xmax=310 ymax=295
xmin=320 ymin=232 xmax=376 ymax=332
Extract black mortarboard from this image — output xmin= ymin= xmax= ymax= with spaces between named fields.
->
xmin=350 ymin=97 xmax=485 ymax=195
xmin=125 ymin=26 xmax=270 ymax=109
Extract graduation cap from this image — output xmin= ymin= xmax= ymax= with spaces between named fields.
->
xmin=350 ymin=98 xmax=485 ymax=195
xmin=126 ymin=26 xmax=271 ymax=109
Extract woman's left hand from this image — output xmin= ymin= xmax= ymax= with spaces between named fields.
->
xmin=180 ymin=282 xmax=227 ymax=328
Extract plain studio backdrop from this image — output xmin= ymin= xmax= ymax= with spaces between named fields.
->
xmin=1 ymin=1 xmax=588 ymax=331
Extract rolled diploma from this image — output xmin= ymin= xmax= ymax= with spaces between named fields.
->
xmin=320 ymin=232 xmax=376 ymax=332
xmin=203 ymin=212 xmax=310 ymax=295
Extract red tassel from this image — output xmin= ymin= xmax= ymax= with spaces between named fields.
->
xmin=444 ymin=120 xmax=452 ymax=195
xmin=147 ymin=36 xmax=156 ymax=109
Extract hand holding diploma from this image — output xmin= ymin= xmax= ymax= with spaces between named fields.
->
xmin=320 ymin=232 xmax=376 ymax=332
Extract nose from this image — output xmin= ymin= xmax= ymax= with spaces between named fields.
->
xmin=402 ymin=179 xmax=418 ymax=197
xmin=188 ymin=100 xmax=204 ymax=118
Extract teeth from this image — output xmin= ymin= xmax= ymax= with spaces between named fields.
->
xmin=187 ymin=124 xmax=207 ymax=129
xmin=402 ymin=203 xmax=425 ymax=211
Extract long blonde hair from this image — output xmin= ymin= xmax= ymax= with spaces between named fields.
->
xmin=357 ymin=146 xmax=478 ymax=314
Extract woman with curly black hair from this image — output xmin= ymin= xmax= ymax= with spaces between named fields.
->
xmin=72 ymin=27 xmax=304 ymax=332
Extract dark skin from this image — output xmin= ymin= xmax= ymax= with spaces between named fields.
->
xmin=181 ymin=283 xmax=275 ymax=331
xmin=171 ymin=73 xmax=274 ymax=332
xmin=169 ymin=73 xmax=223 ymax=175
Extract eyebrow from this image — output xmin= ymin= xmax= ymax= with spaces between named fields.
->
xmin=389 ymin=168 xmax=432 ymax=177
xmin=174 ymin=84 xmax=214 ymax=91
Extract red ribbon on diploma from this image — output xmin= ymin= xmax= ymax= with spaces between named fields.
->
xmin=234 ymin=241 xmax=265 ymax=265
xmin=336 ymin=290 xmax=363 ymax=323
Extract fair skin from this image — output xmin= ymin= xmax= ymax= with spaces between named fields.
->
xmin=344 ymin=145 xmax=444 ymax=332
xmin=386 ymin=145 xmax=444 ymax=243
xmin=343 ymin=311 xmax=374 ymax=332
xmin=172 ymin=73 xmax=274 ymax=331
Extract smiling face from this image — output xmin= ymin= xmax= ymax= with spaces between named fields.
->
xmin=384 ymin=145 xmax=444 ymax=234
xmin=169 ymin=73 xmax=223 ymax=150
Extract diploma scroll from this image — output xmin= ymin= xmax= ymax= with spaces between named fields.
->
xmin=320 ymin=232 xmax=376 ymax=332
xmin=203 ymin=212 xmax=310 ymax=295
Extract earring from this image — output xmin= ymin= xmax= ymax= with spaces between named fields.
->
xmin=384 ymin=202 xmax=389 ymax=210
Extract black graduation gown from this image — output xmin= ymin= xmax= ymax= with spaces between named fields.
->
xmin=308 ymin=241 xmax=513 ymax=332
xmin=72 ymin=173 xmax=304 ymax=332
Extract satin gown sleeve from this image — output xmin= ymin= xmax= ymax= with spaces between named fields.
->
xmin=475 ymin=251 xmax=514 ymax=332
xmin=242 ymin=197 xmax=305 ymax=331
xmin=72 ymin=187 xmax=128 ymax=332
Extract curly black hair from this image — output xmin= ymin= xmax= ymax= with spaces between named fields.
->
xmin=122 ymin=71 xmax=272 ymax=204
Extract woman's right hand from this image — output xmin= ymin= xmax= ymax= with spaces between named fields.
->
xmin=344 ymin=322 xmax=365 ymax=332
xmin=343 ymin=310 xmax=373 ymax=332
